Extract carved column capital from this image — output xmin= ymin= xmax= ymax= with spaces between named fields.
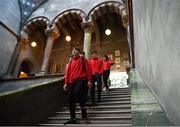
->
xmin=45 ymin=25 xmax=60 ymax=40
xmin=122 ymin=15 xmax=129 ymax=28
xmin=81 ymin=21 xmax=94 ymax=33
xmin=19 ymin=31 xmax=29 ymax=46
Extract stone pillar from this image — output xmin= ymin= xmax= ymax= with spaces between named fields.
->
xmin=3 ymin=31 xmax=28 ymax=79
xmin=38 ymin=26 xmax=60 ymax=75
xmin=126 ymin=25 xmax=133 ymax=64
xmin=81 ymin=21 xmax=94 ymax=59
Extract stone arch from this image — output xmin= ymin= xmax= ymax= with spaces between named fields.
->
xmin=20 ymin=16 xmax=50 ymax=34
xmin=52 ymin=9 xmax=86 ymax=25
xmin=87 ymin=1 xmax=128 ymax=27
xmin=18 ymin=58 xmax=33 ymax=77
xmin=51 ymin=9 xmax=86 ymax=35
xmin=51 ymin=9 xmax=86 ymax=49
xmin=49 ymin=9 xmax=86 ymax=72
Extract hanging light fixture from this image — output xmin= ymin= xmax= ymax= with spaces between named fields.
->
xmin=105 ymin=29 xmax=111 ymax=36
xmin=65 ymin=35 xmax=71 ymax=41
xmin=31 ymin=41 xmax=37 ymax=47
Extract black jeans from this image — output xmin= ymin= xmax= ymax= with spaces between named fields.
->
xmin=68 ymin=79 xmax=88 ymax=120
xmin=103 ymin=70 xmax=110 ymax=90
xmin=91 ymin=73 xmax=102 ymax=103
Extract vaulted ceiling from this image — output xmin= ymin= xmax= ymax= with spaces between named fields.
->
xmin=19 ymin=0 xmax=47 ymax=27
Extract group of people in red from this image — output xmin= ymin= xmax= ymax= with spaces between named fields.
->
xmin=63 ymin=48 xmax=114 ymax=124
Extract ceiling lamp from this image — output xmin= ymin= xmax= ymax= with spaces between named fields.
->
xmin=65 ymin=35 xmax=71 ymax=41
xmin=31 ymin=41 xmax=37 ymax=47
xmin=105 ymin=29 xmax=111 ymax=36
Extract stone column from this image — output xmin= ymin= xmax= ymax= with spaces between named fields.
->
xmin=81 ymin=21 xmax=94 ymax=59
xmin=3 ymin=31 xmax=28 ymax=79
xmin=38 ymin=26 xmax=60 ymax=75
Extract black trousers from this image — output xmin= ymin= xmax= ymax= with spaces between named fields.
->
xmin=68 ymin=79 xmax=88 ymax=120
xmin=91 ymin=73 xmax=102 ymax=103
xmin=103 ymin=70 xmax=110 ymax=90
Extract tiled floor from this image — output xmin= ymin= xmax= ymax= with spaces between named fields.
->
xmin=129 ymin=70 xmax=173 ymax=126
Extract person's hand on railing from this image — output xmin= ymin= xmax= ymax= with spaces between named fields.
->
xmin=63 ymin=84 xmax=68 ymax=91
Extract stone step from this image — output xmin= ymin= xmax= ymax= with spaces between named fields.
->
xmin=101 ymin=97 xmax=131 ymax=102
xmin=39 ymin=123 xmax=132 ymax=127
xmin=106 ymin=88 xmax=130 ymax=91
xmin=99 ymin=93 xmax=131 ymax=96
xmin=55 ymin=110 xmax=131 ymax=117
xmin=41 ymin=87 xmax=132 ymax=126
xmin=68 ymin=101 xmax=131 ymax=107
xmin=48 ymin=115 xmax=132 ymax=120
xmin=94 ymin=95 xmax=131 ymax=99
xmin=56 ymin=110 xmax=131 ymax=114
xmin=102 ymin=93 xmax=131 ymax=96
xmin=89 ymin=100 xmax=131 ymax=105
xmin=46 ymin=119 xmax=132 ymax=124
xmin=53 ymin=113 xmax=132 ymax=118
xmin=97 ymin=90 xmax=130 ymax=93
xmin=60 ymin=104 xmax=131 ymax=110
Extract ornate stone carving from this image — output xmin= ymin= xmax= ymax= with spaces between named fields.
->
xmin=19 ymin=31 xmax=29 ymax=46
xmin=45 ymin=25 xmax=60 ymax=40
xmin=81 ymin=21 xmax=94 ymax=33
xmin=122 ymin=15 xmax=129 ymax=28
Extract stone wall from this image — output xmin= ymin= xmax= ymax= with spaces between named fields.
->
xmin=0 ymin=76 xmax=67 ymax=125
xmin=0 ymin=0 xmax=20 ymax=34
xmin=0 ymin=0 xmax=20 ymax=77
xmin=0 ymin=26 xmax=17 ymax=77
xmin=133 ymin=0 xmax=180 ymax=125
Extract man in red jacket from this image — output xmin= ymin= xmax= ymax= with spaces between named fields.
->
xmin=89 ymin=51 xmax=103 ymax=105
xmin=64 ymin=48 xmax=91 ymax=124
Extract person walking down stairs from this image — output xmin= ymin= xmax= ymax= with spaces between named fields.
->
xmin=63 ymin=48 xmax=92 ymax=124
xmin=89 ymin=51 xmax=104 ymax=105
xmin=102 ymin=55 xmax=114 ymax=92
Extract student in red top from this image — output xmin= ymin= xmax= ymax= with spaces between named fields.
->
xmin=80 ymin=51 xmax=90 ymax=104
xmin=63 ymin=48 xmax=91 ymax=124
xmin=89 ymin=51 xmax=103 ymax=105
xmin=102 ymin=55 xmax=114 ymax=92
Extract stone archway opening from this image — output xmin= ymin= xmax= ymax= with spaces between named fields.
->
xmin=49 ymin=10 xmax=86 ymax=74
xmin=17 ymin=17 xmax=50 ymax=76
xmin=19 ymin=60 xmax=33 ymax=78
xmin=88 ymin=2 xmax=130 ymax=88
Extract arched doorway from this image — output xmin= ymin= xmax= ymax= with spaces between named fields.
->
xmin=19 ymin=60 xmax=33 ymax=78
xmin=87 ymin=2 xmax=130 ymax=88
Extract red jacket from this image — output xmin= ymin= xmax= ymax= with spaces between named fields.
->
xmin=103 ymin=60 xmax=114 ymax=71
xmin=65 ymin=55 xmax=91 ymax=85
xmin=89 ymin=57 xmax=104 ymax=75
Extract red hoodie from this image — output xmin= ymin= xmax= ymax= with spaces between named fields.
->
xmin=65 ymin=55 xmax=91 ymax=85
xmin=103 ymin=60 xmax=114 ymax=71
xmin=89 ymin=57 xmax=104 ymax=75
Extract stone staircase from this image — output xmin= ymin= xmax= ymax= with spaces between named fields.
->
xmin=40 ymin=88 xmax=132 ymax=127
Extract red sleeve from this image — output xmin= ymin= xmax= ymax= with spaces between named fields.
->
xmin=100 ymin=59 xmax=104 ymax=74
xmin=108 ymin=60 xmax=115 ymax=66
xmin=65 ymin=63 xmax=70 ymax=85
xmin=85 ymin=59 xmax=92 ymax=82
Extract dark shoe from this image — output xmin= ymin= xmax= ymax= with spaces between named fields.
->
xmin=82 ymin=108 xmax=87 ymax=119
xmin=64 ymin=119 xmax=77 ymax=125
